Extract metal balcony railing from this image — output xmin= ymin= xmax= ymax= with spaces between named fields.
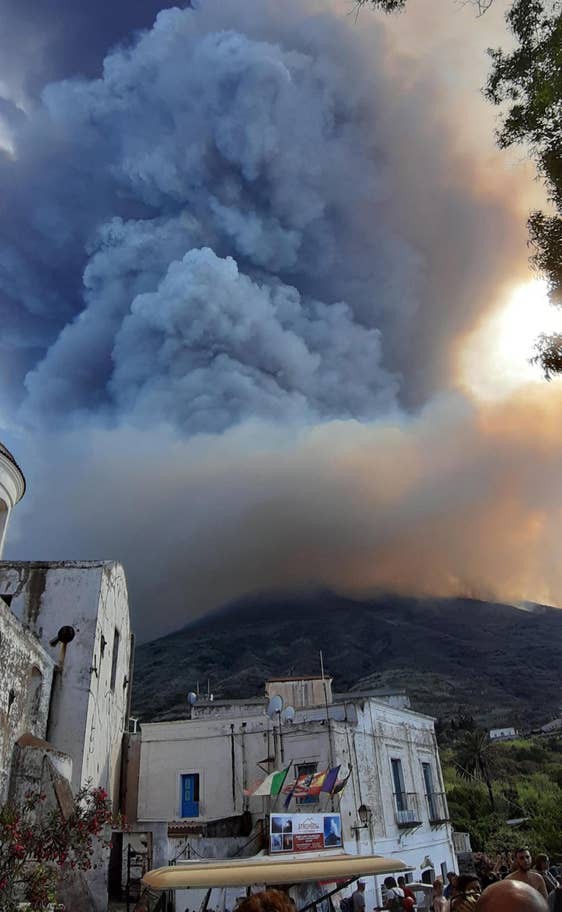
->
xmin=393 ymin=792 xmax=422 ymax=827
xmin=425 ymin=791 xmax=450 ymax=824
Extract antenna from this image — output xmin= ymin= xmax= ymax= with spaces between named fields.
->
xmin=320 ymin=650 xmax=325 ymax=680
xmin=187 ymin=692 xmax=197 ymax=706
xmin=281 ymin=706 xmax=295 ymax=724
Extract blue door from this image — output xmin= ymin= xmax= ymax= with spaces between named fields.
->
xmin=180 ymin=773 xmax=200 ymax=817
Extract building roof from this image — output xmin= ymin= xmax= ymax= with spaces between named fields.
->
xmin=0 ymin=441 xmax=26 ymax=499
xmin=266 ymin=675 xmax=333 ymax=683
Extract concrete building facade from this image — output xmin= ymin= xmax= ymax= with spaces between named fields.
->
xmin=0 ymin=438 xmax=134 ymax=911
xmin=0 ymin=560 xmax=133 ymax=802
xmin=126 ymin=678 xmax=457 ymax=910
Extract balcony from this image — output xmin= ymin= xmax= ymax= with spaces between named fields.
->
xmin=393 ymin=792 xmax=422 ymax=828
xmin=425 ymin=791 xmax=450 ymax=824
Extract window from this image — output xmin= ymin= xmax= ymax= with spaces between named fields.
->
xmin=180 ymin=773 xmax=200 ymax=818
xmin=110 ymin=628 xmax=120 ymax=691
xmin=422 ymin=762 xmax=438 ymax=820
xmin=295 ymin=762 xmax=319 ymax=805
xmin=391 ymin=758 xmax=406 ymax=811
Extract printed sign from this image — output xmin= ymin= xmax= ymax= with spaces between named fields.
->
xmin=269 ymin=813 xmax=342 ymax=854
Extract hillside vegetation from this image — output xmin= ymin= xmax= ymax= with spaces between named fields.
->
xmin=440 ymin=723 xmax=562 ymax=857
xmin=133 ymin=590 xmax=562 ymax=726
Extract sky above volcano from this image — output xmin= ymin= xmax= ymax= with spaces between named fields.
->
xmin=2 ymin=0 xmax=562 ymax=639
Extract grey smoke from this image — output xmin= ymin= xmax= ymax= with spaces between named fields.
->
xmin=3 ymin=0 xmax=548 ymax=635
xmin=2 ymin=1 xmax=424 ymax=431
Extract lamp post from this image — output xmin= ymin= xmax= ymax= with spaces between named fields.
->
xmin=351 ymin=804 xmax=373 ymax=833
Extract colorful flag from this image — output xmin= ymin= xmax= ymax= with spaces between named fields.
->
xmin=283 ymin=769 xmax=328 ymax=808
xmin=321 ymin=765 xmax=341 ymax=795
xmin=332 ymin=767 xmax=352 ymax=795
xmin=249 ymin=767 xmax=290 ymax=797
xmin=297 ymin=770 xmax=328 ymax=796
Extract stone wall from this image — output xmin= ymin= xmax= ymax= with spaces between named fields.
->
xmin=0 ymin=598 xmax=54 ymax=800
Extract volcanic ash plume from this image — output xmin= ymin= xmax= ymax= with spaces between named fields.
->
xmin=2 ymin=0 xmax=555 ymax=634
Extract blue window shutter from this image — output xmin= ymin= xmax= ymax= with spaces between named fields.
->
xmin=180 ymin=774 xmax=200 ymax=817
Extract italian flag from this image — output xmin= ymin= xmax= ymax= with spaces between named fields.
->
xmin=247 ymin=767 xmax=290 ymax=797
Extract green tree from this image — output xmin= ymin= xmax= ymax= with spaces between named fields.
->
xmin=455 ymin=729 xmax=497 ymax=811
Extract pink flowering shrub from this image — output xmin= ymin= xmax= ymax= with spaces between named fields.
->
xmin=0 ymin=785 xmax=121 ymax=911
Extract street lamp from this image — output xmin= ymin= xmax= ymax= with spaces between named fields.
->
xmin=352 ymin=804 xmax=372 ymax=832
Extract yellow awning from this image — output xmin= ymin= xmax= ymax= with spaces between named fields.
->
xmin=143 ymin=851 xmax=411 ymax=890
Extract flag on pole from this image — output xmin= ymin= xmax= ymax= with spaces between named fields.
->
xmin=247 ymin=767 xmax=290 ymax=797
xmin=283 ymin=769 xmax=328 ymax=808
xmin=321 ymin=765 xmax=341 ymax=795
xmin=332 ymin=767 xmax=352 ymax=796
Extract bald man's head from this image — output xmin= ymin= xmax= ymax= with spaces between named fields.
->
xmin=476 ymin=880 xmax=547 ymax=912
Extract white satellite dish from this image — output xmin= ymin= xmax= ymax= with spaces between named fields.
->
xmin=281 ymin=706 xmax=295 ymax=724
xmin=266 ymin=694 xmax=283 ymax=718
xmin=187 ymin=691 xmax=197 ymax=706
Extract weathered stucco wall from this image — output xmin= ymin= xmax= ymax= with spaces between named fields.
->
xmin=0 ymin=561 xmax=131 ymax=804
xmin=0 ymin=598 xmax=54 ymax=800
xmin=82 ymin=562 xmax=132 ymax=803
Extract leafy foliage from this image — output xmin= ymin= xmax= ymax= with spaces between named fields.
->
xmin=443 ymin=735 xmax=562 ymax=856
xmin=0 ymin=786 xmax=119 ymax=912
xmin=486 ymin=1 xmax=562 ymax=320
xmin=455 ymin=729 xmax=497 ymax=810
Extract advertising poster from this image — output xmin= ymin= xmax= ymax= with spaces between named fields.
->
xmin=270 ymin=813 xmax=342 ymax=854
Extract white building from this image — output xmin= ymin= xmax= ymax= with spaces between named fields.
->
xmin=125 ymin=676 xmax=457 ymax=910
xmin=488 ymin=727 xmax=517 ymax=742
xmin=0 ymin=442 xmax=26 ymax=558
xmin=0 ymin=439 xmax=134 ymax=911
xmin=0 ymin=559 xmax=133 ymax=800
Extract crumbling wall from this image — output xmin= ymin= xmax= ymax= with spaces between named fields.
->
xmin=0 ymin=599 xmax=54 ymax=800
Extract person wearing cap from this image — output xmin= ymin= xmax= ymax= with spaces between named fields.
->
xmin=353 ymin=881 xmax=366 ymax=912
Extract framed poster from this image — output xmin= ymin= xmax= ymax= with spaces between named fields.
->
xmin=269 ymin=813 xmax=342 ymax=853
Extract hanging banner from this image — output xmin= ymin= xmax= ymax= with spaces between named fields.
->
xmin=269 ymin=813 xmax=342 ymax=854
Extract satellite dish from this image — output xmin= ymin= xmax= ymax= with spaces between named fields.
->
xmin=266 ymin=694 xmax=283 ymax=718
xmin=281 ymin=706 xmax=295 ymax=724
xmin=187 ymin=692 xmax=197 ymax=706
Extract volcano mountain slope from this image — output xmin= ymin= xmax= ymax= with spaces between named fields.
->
xmin=132 ymin=591 xmax=562 ymax=728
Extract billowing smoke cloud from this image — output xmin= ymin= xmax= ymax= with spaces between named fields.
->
xmin=5 ymin=0 xmax=421 ymax=429
xmin=2 ymin=0 xmax=525 ymax=426
xmin=8 ymin=385 xmax=562 ymax=640
xmin=3 ymin=0 xmax=556 ymax=636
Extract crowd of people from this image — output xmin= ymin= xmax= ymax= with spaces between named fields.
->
xmin=355 ymin=847 xmax=562 ymax=912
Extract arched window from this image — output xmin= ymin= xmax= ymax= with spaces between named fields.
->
xmin=27 ymin=666 xmax=43 ymax=728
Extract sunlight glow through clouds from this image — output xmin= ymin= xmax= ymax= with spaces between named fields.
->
xmin=460 ymin=279 xmax=562 ymax=400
